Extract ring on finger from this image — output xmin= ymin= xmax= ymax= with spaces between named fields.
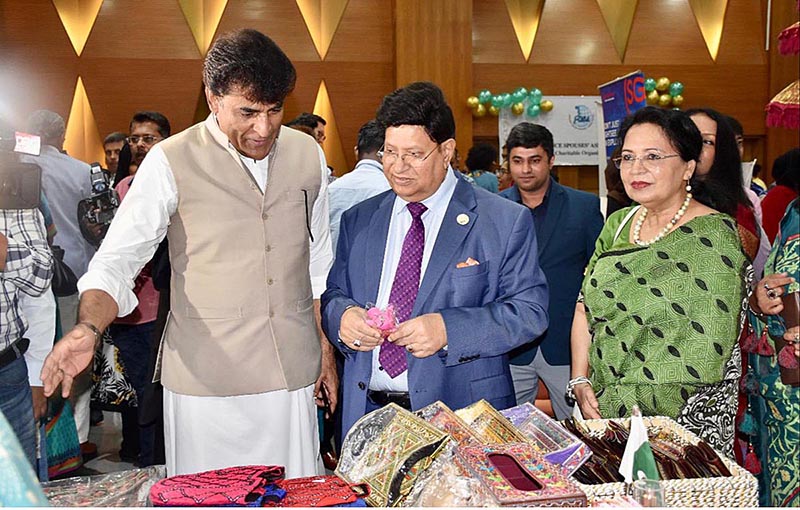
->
xmin=767 ymin=289 xmax=778 ymax=300
xmin=764 ymin=283 xmax=771 ymax=291
xmin=406 ymin=345 xmax=413 ymax=353
xmin=353 ymin=338 xmax=362 ymax=348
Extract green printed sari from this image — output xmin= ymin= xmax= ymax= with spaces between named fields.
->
xmin=583 ymin=208 xmax=747 ymax=457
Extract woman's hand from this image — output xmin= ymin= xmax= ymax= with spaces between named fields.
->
xmin=754 ymin=273 xmax=795 ymax=316
xmin=573 ymin=383 xmax=602 ymax=419
xmin=785 ymin=326 xmax=800 ymax=358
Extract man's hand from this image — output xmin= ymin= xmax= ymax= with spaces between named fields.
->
xmin=387 ymin=313 xmax=447 ymax=358
xmin=338 ymin=306 xmax=382 ymax=351
xmin=41 ymin=323 xmax=97 ymax=398
xmin=785 ymin=326 xmax=800 ymax=358
xmin=31 ymin=386 xmax=47 ymax=422
xmin=314 ymin=348 xmax=339 ymax=418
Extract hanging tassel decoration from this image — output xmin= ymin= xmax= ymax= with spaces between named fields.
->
xmin=744 ymin=445 xmax=762 ymax=474
xmin=741 ymin=326 xmax=759 ymax=353
xmin=755 ymin=327 xmax=775 ymax=356
xmin=778 ymin=344 xmax=800 ymax=369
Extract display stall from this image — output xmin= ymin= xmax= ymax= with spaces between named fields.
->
xmin=39 ymin=400 xmax=759 ymax=508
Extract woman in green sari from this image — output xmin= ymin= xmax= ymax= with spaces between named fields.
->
xmin=569 ymin=107 xmax=747 ymax=458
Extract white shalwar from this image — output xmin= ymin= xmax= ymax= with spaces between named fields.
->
xmin=164 ymin=385 xmax=322 ymax=477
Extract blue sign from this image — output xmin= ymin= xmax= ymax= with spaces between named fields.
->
xmin=598 ymin=71 xmax=646 ymax=158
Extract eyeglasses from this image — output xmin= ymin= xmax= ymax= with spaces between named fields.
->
xmin=612 ymin=153 xmax=681 ymax=171
xmin=126 ymin=135 xmax=162 ymax=146
xmin=377 ymin=144 xmax=439 ymax=168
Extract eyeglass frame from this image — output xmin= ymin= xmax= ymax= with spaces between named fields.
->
xmin=612 ymin=153 xmax=681 ymax=171
xmin=377 ymin=143 xmax=440 ymax=168
xmin=126 ymin=135 xmax=163 ymax=146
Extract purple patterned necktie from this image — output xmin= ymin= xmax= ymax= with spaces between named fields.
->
xmin=379 ymin=202 xmax=427 ymax=378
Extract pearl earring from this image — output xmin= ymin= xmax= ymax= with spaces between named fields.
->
xmin=685 ymin=182 xmax=692 ymax=192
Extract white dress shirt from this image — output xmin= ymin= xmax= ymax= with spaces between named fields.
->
xmin=369 ymin=168 xmax=458 ymax=392
xmin=328 ymin=159 xmax=391 ymax=253
xmin=79 ymin=115 xmax=333 ymax=316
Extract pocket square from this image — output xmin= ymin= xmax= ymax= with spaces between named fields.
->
xmin=456 ymin=257 xmax=480 ymax=268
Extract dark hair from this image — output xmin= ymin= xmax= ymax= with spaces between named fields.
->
xmin=685 ymin=107 xmax=749 ymax=216
xmin=287 ymin=112 xmax=326 ymax=129
xmin=25 ymin=110 xmax=65 ymax=146
xmin=726 ymin=115 xmax=744 ymax=137
xmin=103 ymin=131 xmax=127 ymax=145
xmin=112 ymin=142 xmax=132 ymax=188
xmin=356 ymin=119 xmax=384 ymax=156
xmin=465 ymin=143 xmax=498 ymax=172
xmin=130 ymin=111 xmax=171 ymax=138
xmin=375 ymin=81 xmax=455 ymax=143
xmin=504 ymin=122 xmax=555 ymax=159
xmin=773 ymin=148 xmax=800 ymax=192
xmin=289 ymin=124 xmax=315 ymax=137
xmin=618 ymin=106 xmax=735 ymax=214
xmin=203 ymin=29 xmax=296 ymax=105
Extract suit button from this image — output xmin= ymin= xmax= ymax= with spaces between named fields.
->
xmin=265 ymin=245 xmax=272 ymax=252
xmin=262 ymin=213 xmax=269 ymax=220
xmin=267 ymin=278 xmax=274 ymax=285
xmin=269 ymin=310 xmax=274 ymax=318
xmin=358 ymin=382 xmax=366 ymax=390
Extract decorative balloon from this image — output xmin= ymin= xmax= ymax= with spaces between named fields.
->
xmin=644 ymin=76 xmax=687 ymax=109
xmin=467 ymin=86 xmax=553 ymax=118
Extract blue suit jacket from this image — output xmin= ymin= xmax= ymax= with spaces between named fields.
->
xmin=322 ymin=175 xmax=549 ymax=436
xmin=500 ymin=179 xmax=603 ymax=366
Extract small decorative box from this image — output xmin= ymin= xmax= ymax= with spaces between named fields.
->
xmin=455 ymin=399 xmax=528 ymax=445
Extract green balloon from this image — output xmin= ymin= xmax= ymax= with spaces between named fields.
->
xmin=491 ymin=94 xmax=504 ymax=108
xmin=515 ymin=86 xmax=528 ymax=97
xmin=669 ymin=81 xmax=684 ymax=96
xmin=526 ymin=103 xmax=541 ymax=117
xmin=502 ymin=93 xmax=514 ymax=107
xmin=512 ymin=90 xmax=526 ymax=103
xmin=478 ymin=89 xmax=492 ymax=104
xmin=644 ymin=78 xmax=657 ymax=92
xmin=529 ymin=88 xmax=543 ymax=104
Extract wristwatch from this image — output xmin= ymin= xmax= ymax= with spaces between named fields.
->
xmin=78 ymin=321 xmax=103 ymax=346
xmin=566 ymin=375 xmax=592 ymax=402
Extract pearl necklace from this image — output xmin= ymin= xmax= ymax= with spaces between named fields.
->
xmin=633 ymin=193 xmax=692 ymax=246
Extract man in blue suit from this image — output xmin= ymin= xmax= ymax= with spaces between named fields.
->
xmin=500 ymin=123 xmax=603 ymax=419
xmin=322 ymin=83 xmax=548 ymax=437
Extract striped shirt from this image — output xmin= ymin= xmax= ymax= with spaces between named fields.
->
xmin=1 ymin=208 xmax=53 ymax=350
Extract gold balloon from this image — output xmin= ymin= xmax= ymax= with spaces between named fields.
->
xmin=473 ymin=104 xmax=487 ymax=117
xmin=646 ymin=90 xmax=660 ymax=105
xmin=511 ymin=102 xmax=525 ymax=115
xmin=658 ymin=93 xmax=672 ymax=107
xmin=540 ymin=99 xmax=554 ymax=112
xmin=671 ymin=94 xmax=684 ymax=107
xmin=488 ymin=105 xmax=500 ymax=116
xmin=467 ymin=96 xmax=480 ymax=109
xmin=655 ymin=77 xmax=670 ymax=92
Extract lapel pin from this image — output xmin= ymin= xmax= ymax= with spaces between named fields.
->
xmin=456 ymin=213 xmax=469 ymax=225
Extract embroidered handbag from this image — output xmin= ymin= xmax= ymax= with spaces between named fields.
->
xmin=265 ymin=475 xmax=369 ymax=507
xmin=149 ymin=465 xmax=284 ymax=506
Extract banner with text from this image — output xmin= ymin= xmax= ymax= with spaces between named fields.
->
xmin=499 ymin=96 xmax=601 ymax=166
xmin=598 ymin=71 xmax=647 ymax=158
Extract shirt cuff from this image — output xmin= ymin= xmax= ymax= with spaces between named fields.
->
xmin=311 ymin=274 xmax=327 ymax=300
xmin=78 ymin=268 xmax=139 ymax=317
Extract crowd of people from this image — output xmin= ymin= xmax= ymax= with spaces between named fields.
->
xmin=0 ymin=28 xmax=797 ymax=507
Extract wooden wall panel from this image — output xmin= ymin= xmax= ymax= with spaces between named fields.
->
xmin=395 ymin=0 xmax=473 ymax=154
xmin=325 ymin=0 xmax=394 ymax=63
xmin=80 ymin=59 xmax=204 ymax=137
xmin=625 ymin=0 xmax=713 ymax=65
xmin=715 ymin=0 xmax=767 ymax=65
xmin=215 ymin=0 xmax=320 ymax=62
xmin=0 ymin=57 xmax=78 ymax=130
xmin=472 ymin=0 xmax=525 ymax=64
xmin=530 ymin=0 xmax=622 ymax=64
xmin=0 ymin=0 xmax=77 ymax=60
xmin=82 ymin=1 xmax=200 ymax=59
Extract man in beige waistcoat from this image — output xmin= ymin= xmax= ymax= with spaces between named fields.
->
xmin=40 ymin=29 xmax=338 ymax=477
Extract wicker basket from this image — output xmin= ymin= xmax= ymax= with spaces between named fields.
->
xmin=574 ymin=416 xmax=758 ymax=507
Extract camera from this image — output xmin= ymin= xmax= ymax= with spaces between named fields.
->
xmin=0 ymin=130 xmax=42 ymax=210
xmin=78 ymin=162 xmax=119 ymax=247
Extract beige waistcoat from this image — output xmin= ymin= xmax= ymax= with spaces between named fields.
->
xmin=158 ymin=121 xmax=322 ymax=396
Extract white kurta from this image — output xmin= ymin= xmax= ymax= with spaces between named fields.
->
xmin=78 ymin=116 xmax=333 ymax=476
